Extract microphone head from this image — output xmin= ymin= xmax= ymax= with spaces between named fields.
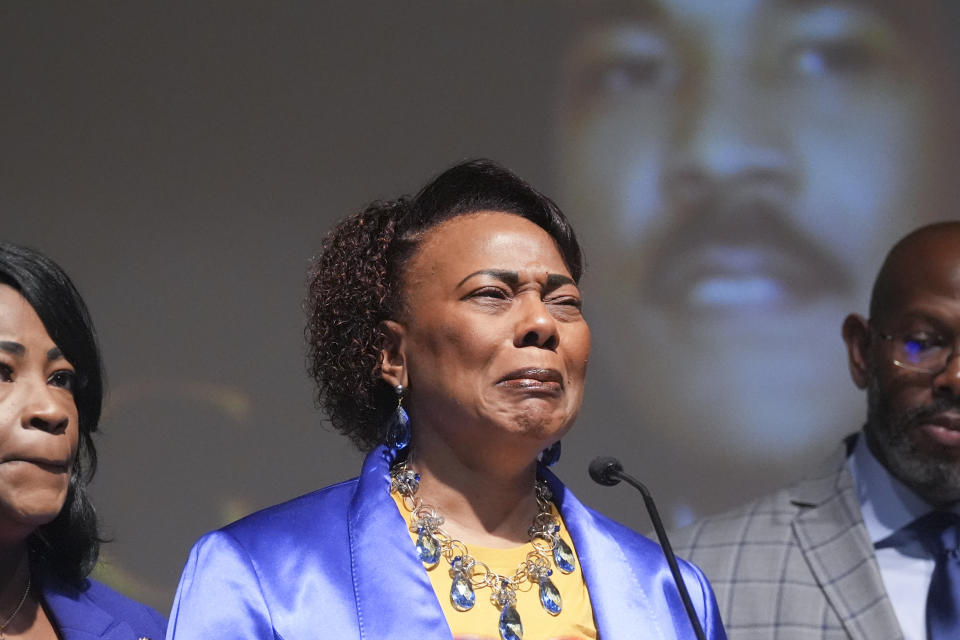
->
xmin=589 ymin=456 xmax=624 ymax=486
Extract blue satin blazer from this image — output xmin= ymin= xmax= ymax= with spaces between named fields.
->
xmin=167 ymin=446 xmax=725 ymax=639
xmin=43 ymin=575 xmax=167 ymax=639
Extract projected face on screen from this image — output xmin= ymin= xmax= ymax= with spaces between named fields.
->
xmin=556 ymin=0 xmax=956 ymax=508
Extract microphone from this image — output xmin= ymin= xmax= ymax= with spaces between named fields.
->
xmin=589 ymin=456 xmax=707 ymax=640
xmin=588 ymin=456 xmax=624 ymax=486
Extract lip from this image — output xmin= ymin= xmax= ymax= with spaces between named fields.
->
xmin=641 ymin=190 xmax=851 ymax=316
xmin=497 ymin=368 xmax=564 ymax=392
xmin=927 ymin=412 xmax=960 ymax=431
xmin=2 ymin=458 xmax=70 ymax=473
xmin=915 ymin=412 xmax=960 ymax=449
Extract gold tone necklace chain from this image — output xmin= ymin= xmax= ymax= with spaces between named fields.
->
xmin=0 ymin=573 xmax=30 ymax=640
xmin=390 ymin=461 xmax=577 ymax=640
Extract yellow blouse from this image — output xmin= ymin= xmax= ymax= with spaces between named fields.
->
xmin=391 ymin=492 xmax=598 ymax=640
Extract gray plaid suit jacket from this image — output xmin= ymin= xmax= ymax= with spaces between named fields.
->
xmin=671 ymin=440 xmax=904 ymax=639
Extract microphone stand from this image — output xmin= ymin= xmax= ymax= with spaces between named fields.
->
xmin=590 ymin=457 xmax=707 ymax=640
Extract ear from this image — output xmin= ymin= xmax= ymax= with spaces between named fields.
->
xmin=379 ymin=320 xmax=408 ymax=389
xmin=842 ymin=313 xmax=871 ymax=390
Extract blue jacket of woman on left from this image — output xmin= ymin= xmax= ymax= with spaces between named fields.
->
xmin=43 ymin=575 xmax=166 ymax=640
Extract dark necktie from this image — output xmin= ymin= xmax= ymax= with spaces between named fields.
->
xmin=912 ymin=511 xmax=960 ymax=640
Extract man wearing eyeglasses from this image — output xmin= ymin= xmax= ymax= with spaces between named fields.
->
xmin=671 ymin=221 xmax=960 ymax=639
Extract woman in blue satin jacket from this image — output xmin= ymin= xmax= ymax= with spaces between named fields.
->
xmin=167 ymin=160 xmax=726 ymax=640
xmin=0 ymin=243 xmax=166 ymax=639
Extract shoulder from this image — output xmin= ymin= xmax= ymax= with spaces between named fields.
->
xmin=168 ymin=477 xmax=365 ymax=638
xmin=43 ymin=576 xmax=167 ymax=639
xmin=666 ymin=451 xmax=852 ymax=603
xmin=664 ymin=441 xmax=872 ymax=635
xmin=671 ymin=442 xmax=853 ymax=555
xmin=226 ymin=476 xmax=359 ymax=533
xmin=197 ymin=476 xmax=361 ymax=565
xmin=80 ymin=578 xmax=168 ymax=634
xmin=671 ymin=484 xmax=799 ymax=554
xmin=579 ymin=500 xmax=667 ymax=555
xmin=553 ymin=481 xmax=725 ymax=637
xmin=578 ymin=499 xmax=712 ymax=587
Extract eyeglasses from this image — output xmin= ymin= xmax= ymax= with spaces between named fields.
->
xmin=873 ymin=327 xmax=959 ymax=374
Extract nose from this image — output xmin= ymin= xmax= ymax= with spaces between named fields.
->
xmin=662 ymin=67 xmax=795 ymax=206
xmin=933 ymin=351 xmax=960 ymax=400
xmin=515 ymin=296 xmax=559 ymax=351
xmin=22 ymin=382 xmax=71 ymax=435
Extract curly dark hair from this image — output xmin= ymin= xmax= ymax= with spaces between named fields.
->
xmin=306 ymin=159 xmax=584 ymax=451
xmin=0 ymin=243 xmax=103 ymax=583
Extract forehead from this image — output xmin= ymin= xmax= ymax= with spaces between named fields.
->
xmin=0 ymin=284 xmax=40 ymax=330
xmin=880 ymin=235 xmax=960 ymax=318
xmin=0 ymin=284 xmax=53 ymax=344
xmin=407 ymin=212 xmax=570 ymax=279
xmin=590 ymin=0 xmax=909 ymax=38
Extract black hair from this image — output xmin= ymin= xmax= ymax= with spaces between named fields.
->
xmin=0 ymin=243 xmax=103 ymax=583
xmin=306 ymin=159 xmax=584 ymax=451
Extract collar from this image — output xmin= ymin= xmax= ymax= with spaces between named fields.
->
xmin=848 ymin=429 xmax=959 ymax=545
xmin=41 ymin=577 xmax=140 ymax=640
xmin=349 ymin=446 xmax=453 ymax=638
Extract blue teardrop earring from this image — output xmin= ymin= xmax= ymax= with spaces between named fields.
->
xmin=538 ymin=440 xmax=561 ymax=467
xmin=386 ymin=384 xmax=411 ymax=451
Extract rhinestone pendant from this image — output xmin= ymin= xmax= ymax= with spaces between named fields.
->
xmin=539 ymin=577 xmax=562 ymax=615
xmin=416 ymin=528 xmax=441 ymax=568
xmin=498 ymin=604 xmax=523 ymax=640
xmin=450 ymin=574 xmax=475 ymax=611
xmin=553 ymin=536 xmax=575 ymax=574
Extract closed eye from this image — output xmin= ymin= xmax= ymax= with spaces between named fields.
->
xmin=546 ymin=295 xmax=584 ymax=321
xmin=469 ymin=287 xmax=511 ymax=300
xmin=549 ymin=296 xmax=582 ymax=309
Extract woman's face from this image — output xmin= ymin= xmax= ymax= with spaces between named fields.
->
xmin=383 ymin=212 xmax=590 ymax=464
xmin=0 ymin=284 xmax=78 ymax=543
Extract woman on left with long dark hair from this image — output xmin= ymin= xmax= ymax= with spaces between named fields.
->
xmin=0 ymin=243 xmax=165 ymax=639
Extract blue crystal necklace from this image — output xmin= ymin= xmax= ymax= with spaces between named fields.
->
xmin=390 ymin=461 xmax=577 ymax=640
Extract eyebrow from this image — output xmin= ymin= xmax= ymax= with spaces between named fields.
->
xmin=0 ymin=341 xmax=25 ymax=356
xmin=0 ymin=342 xmax=67 ymax=361
xmin=457 ymin=269 xmax=576 ymax=289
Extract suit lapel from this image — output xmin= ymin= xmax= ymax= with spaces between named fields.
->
xmin=789 ymin=444 xmax=903 ymax=640
xmin=348 ymin=447 xmax=452 ymax=640
xmin=43 ymin=581 xmax=139 ymax=640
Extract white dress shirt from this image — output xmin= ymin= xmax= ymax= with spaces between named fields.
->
xmin=847 ymin=431 xmax=960 ymax=640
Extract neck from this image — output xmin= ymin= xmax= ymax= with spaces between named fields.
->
xmin=407 ymin=441 xmax=541 ymax=548
xmin=0 ymin=545 xmax=28 ymax=585
xmin=0 ymin=545 xmax=30 ymax=624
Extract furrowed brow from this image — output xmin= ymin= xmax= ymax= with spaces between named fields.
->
xmin=457 ymin=270 xmax=520 ymax=288
xmin=546 ymin=274 xmax=576 ymax=289
xmin=0 ymin=341 xmax=25 ymax=356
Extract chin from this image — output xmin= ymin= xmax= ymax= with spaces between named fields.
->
xmin=886 ymin=447 xmax=960 ymax=506
xmin=870 ymin=428 xmax=960 ymax=506
xmin=0 ymin=493 xmax=69 ymax=533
